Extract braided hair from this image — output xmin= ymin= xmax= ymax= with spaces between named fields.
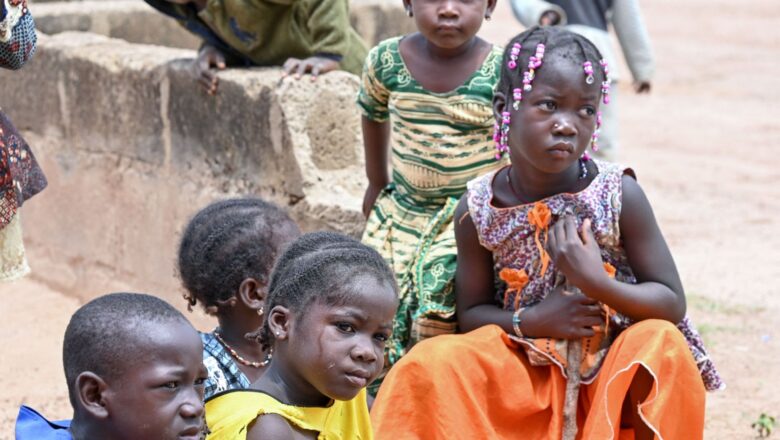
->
xmin=177 ymin=198 xmax=300 ymax=314
xmin=497 ymin=26 xmax=608 ymax=106
xmin=249 ymin=231 xmax=397 ymax=350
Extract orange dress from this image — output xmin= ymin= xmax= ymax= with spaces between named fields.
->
xmin=371 ymin=322 xmax=705 ymax=439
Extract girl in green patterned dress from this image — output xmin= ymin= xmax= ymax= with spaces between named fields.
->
xmin=357 ymin=0 xmax=503 ymax=391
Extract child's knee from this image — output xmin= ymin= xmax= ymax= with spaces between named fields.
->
xmin=629 ymin=319 xmax=682 ymax=342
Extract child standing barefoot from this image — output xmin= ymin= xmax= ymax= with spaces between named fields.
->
xmin=358 ymin=0 xmax=505 ymax=381
xmin=371 ymin=27 xmax=721 ymax=439
xmin=178 ymin=198 xmax=300 ymax=399
xmin=204 ymin=232 xmax=398 ymax=439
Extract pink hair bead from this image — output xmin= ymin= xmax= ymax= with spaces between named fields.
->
xmin=507 ymin=42 xmax=522 ymax=70
xmin=583 ymin=61 xmax=594 ymax=84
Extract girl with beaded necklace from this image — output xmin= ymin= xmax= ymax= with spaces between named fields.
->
xmin=357 ymin=0 xmax=505 ymax=392
xmin=177 ymin=198 xmax=300 ymax=400
xmin=371 ymin=27 xmax=721 ymax=439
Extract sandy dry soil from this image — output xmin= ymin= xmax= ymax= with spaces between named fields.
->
xmin=2 ymin=0 xmax=779 ymax=438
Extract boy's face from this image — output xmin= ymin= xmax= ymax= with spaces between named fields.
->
xmin=105 ymin=320 xmax=208 ymax=440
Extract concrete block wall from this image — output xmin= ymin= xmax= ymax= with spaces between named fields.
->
xmin=0 ymin=31 xmax=375 ymax=303
xmin=32 ymin=0 xmax=202 ymax=49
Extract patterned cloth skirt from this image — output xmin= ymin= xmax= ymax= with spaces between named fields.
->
xmin=0 ymin=109 xmax=46 ymax=280
xmin=362 ymin=185 xmax=461 ymax=394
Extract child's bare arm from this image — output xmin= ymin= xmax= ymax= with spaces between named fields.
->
xmin=454 ymin=197 xmax=509 ymax=332
xmin=361 ymin=116 xmax=390 ymax=217
xmin=547 ymin=175 xmax=686 ymax=323
xmin=246 ymin=414 xmax=296 ymax=440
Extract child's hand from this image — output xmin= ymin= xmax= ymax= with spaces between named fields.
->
xmin=195 ymin=44 xmax=226 ymax=96
xmin=634 ymin=81 xmax=652 ymax=94
xmin=539 ymin=10 xmax=561 ymax=26
xmin=522 ymin=285 xmax=603 ymax=339
xmin=547 ymin=217 xmax=608 ymax=293
xmin=282 ymin=56 xmax=339 ymax=81
xmin=362 ymin=184 xmax=384 ymax=218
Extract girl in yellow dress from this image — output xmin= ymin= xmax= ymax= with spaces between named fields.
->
xmin=205 ymin=232 xmax=398 ymax=440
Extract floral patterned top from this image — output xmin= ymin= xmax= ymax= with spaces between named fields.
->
xmin=0 ymin=0 xmax=35 ymax=69
xmin=466 ymin=160 xmax=723 ymax=391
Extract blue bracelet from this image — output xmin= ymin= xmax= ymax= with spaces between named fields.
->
xmin=512 ymin=308 xmax=525 ymax=338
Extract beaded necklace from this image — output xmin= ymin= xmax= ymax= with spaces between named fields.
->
xmin=213 ymin=331 xmax=272 ymax=368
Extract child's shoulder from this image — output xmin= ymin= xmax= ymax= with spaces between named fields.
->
xmin=466 ymin=167 xmax=502 ymax=196
xmin=592 ymin=159 xmax=635 ymax=186
xmin=247 ymin=413 xmax=296 ymax=439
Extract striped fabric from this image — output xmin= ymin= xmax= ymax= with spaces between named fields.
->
xmin=357 ymin=37 xmax=506 ymax=390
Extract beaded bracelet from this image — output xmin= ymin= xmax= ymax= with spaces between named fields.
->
xmin=512 ymin=307 xmax=526 ymax=338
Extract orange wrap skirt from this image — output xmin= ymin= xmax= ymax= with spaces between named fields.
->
xmin=371 ymin=320 xmax=705 ymax=439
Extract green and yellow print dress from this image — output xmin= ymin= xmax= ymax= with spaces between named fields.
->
xmin=357 ymin=37 xmax=505 ymax=378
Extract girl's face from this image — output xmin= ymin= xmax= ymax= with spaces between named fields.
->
xmin=406 ymin=0 xmax=492 ymax=50
xmin=504 ymin=56 xmax=601 ymax=175
xmin=284 ymin=274 xmax=397 ymax=402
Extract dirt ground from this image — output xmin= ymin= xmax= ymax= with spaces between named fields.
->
xmin=2 ymin=0 xmax=779 ymax=438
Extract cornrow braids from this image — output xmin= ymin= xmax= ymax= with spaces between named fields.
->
xmin=248 ymin=231 xmax=397 ymax=350
xmin=497 ymin=27 xmax=608 ymax=109
xmin=177 ymin=198 xmax=300 ymax=314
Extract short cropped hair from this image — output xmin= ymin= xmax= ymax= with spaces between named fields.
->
xmin=62 ymin=292 xmax=188 ymax=404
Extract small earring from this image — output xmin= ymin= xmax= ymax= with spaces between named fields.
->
xmin=275 ymin=331 xmax=280 ymax=337
xmin=579 ymin=153 xmax=590 ymax=179
xmin=484 ymin=14 xmax=491 ymax=21
xmin=257 ymin=306 xmax=264 ymax=316
xmin=406 ymin=8 xmax=412 ymax=17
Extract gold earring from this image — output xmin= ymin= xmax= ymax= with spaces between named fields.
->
xmin=485 ymin=14 xmax=491 ymax=21
xmin=257 ymin=306 xmax=264 ymax=316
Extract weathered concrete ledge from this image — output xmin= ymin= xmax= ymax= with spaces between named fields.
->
xmin=33 ymin=0 xmax=201 ymax=49
xmin=0 ymin=32 xmax=372 ymax=303
xmin=32 ymin=0 xmax=415 ymax=49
